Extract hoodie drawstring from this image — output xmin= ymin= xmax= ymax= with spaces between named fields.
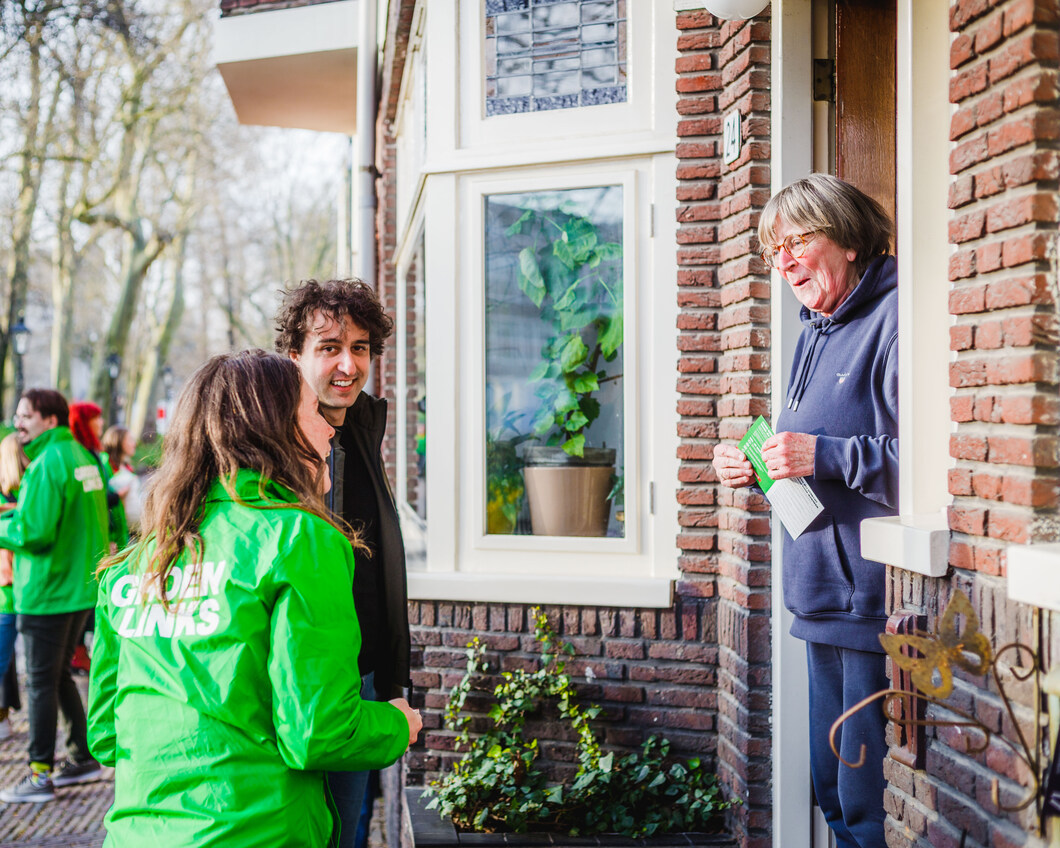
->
xmin=787 ymin=321 xmax=830 ymax=411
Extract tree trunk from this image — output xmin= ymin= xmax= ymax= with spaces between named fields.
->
xmin=128 ymin=236 xmax=186 ymax=442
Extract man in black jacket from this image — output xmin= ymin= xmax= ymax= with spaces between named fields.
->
xmin=276 ymin=279 xmax=411 ymax=847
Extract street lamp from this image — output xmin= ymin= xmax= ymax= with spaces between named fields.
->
xmin=10 ymin=316 xmax=30 ymax=407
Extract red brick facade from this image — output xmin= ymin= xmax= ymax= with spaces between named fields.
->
xmin=371 ymin=3 xmax=1060 ymax=848
xmin=675 ymin=10 xmax=773 ymax=848
xmin=881 ymin=2 xmax=1060 ymax=847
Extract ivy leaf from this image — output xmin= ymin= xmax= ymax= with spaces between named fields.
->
xmin=558 ymin=334 xmax=589 ymax=372
xmin=596 ymin=241 xmax=622 ymax=261
xmin=554 ymin=387 xmax=579 ymax=413
xmin=572 ymin=372 xmax=599 ymax=393
xmin=528 ymin=361 xmax=549 ymax=381
xmin=562 ymin=433 xmax=586 ymax=457
xmin=598 ymin=314 xmax=623 ymax=357
xmin=531 ymin=406 xmax=555 ymax=435
xmin=544 ymin=785 xmax=564 ymax=804
xmin=564 ymin=411 xmax=589 ymax=432
xmin=518 ymin=247 xmax=546 ymax=308
xmin=505 ymin=208 xmax=534 ymax=236
xmin=599 ymin=752 xmax=614 ymax=773
xmin=558 ymin=308 xmax=594 ymax=332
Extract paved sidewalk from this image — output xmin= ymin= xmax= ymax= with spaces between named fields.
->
xmin=0 ymin=675 xmax=110 ymax=848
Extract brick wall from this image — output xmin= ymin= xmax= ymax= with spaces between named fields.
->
xmin=675 ymin=10 xmax=773 ymax=848
xmin=885 ymin=1 xmax=1060 ymax=845
xmin=376 ymin=126 xmax=400 ymax=478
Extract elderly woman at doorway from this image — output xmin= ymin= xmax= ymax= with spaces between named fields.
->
xmin=712 ymin=173 xmax=897 ymax=848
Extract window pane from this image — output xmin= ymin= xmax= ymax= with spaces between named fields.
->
xmin=402 ymin=232 xmax=427 ymax=569
xmin=484 ymin=186 xmax=625 ymax=538
xmin=484 ymin=0 xmax=627 ymax=115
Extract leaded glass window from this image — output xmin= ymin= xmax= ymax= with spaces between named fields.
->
xmin=485 ymin=0 xmax=627 ymax=116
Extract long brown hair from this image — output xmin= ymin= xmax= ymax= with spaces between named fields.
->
xmin=108 ymin=350 xmax=345 ymax=604
xmin=101 ymin=426 xmax=129 ymax=472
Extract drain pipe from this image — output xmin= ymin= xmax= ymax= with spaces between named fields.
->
xmin=356 ymin=0 xmax=377 ymax=288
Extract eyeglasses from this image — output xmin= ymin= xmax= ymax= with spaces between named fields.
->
xmin=760 ymin=231 xmax=820 ymax=269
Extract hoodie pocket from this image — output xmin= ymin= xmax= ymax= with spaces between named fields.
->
xmin=783 ymin=516 xmax=855 ymax=616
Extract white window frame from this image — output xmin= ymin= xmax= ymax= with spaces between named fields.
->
xmin=421 ymin=0 xmax=674 ymax=174
xmin=387 ymin=0 xmax=678 ymax=606
xmin=403 ymin=157 xmax=678 ymax=608
xmin=859 ymin=0 xmax=953 ymax=576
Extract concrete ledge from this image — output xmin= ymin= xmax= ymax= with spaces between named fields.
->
xmin=860 ymin=513 xmax=949 ymax=577
xmin=407 ymin=573 xmax=674 ymax=608
xmin=1008 ymin=543 xmax=1060 ymax=613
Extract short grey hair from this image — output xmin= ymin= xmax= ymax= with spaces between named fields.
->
xmin=758 ymin=174 xmax=894 ymax=277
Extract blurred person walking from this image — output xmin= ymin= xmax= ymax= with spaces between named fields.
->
xmin=0 ymin=434 xmax=29 ymax=740
xmin=88 ymin=350 xmax=421 ymax=846
xmin=0 ymin=389 xmax=109 ymax=803
xmin=101 ymin=426 xmax=143 ymax=535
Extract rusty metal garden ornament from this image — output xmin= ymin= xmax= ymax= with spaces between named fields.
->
xmin=828 ymin=589 xmax=1043 ymax=816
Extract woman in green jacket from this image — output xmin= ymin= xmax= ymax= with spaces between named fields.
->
xmin=88 ymin=350 xmax=421 ymax=847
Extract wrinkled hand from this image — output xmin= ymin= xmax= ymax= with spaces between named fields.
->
xmin=390 ymin=697 xmax=423 ymax=748
xmin=760 ymin=431 xmax=817 ymax=479
xmin=712 ymin=443 xmax=755 ymax=488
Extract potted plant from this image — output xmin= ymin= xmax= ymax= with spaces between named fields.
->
xmin=506 ymin=202 xmax=623 ymax=537
xmin=420 ymin=609 xmax=735 ymax=840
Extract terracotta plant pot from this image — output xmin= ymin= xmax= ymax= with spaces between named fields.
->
xmin=522 ymin=446 xmax=615 ymax=537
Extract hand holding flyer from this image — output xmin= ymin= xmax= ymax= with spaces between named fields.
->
xmin=738 ymin=416 xmax=824 ymax=539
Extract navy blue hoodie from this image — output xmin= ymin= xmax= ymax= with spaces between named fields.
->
xmin=776 ymin=255 xmax=898 ymax=653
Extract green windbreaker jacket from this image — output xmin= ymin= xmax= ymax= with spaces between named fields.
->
xmin=88 ymin=470 xmax=409 ymax=847
xmin=0 ymin=426 xmax=108 ymax=615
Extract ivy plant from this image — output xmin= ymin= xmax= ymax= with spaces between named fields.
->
xmin=426 ymin=609 xmax=735 ymax=837
xmin=506 ymin=205 xmax=623 ymax=458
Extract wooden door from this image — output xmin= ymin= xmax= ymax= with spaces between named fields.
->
xmin=835 ymin=0 xmax=897 ymax=227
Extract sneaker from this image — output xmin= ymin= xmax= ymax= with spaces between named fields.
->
xmin=51 ymin=758 xmax=102 ymax=787
xmin=0 ymin=771 xmax=54 ymax=803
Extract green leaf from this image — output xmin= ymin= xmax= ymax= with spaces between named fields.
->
xmin=599 ymin=752 xmax=614 ymax=773
xmin=558 ymin=334 xmax=589 ymax=372
xmin=558 ymin=308 xmax=594 ymax=332
xmin=531 ymin=406 xmax=555 ymax=435
xmin=598 ymin=314 xmax=623 ymax=357
xmin=528 ymin=361 xmax=549 ymax=381
xmin=571 ymin=372 xmax=599 ymax=393
xmin=518 ymin=247 xmax=546 ymax=308
xmin=562 ymin=433 xmax=586 ymax=456
xmin=564 ymin=411 xmax=589 ymax=432
xmin=596 ymin=241 xmax=622 ymax=261
xmin=555 ymin=387 xmax=579 ymax=414
xmin=505 ymin=208 xmax=533 ymax=236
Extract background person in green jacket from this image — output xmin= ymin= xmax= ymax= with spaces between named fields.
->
xmin=88 ymin=350 xmax=422 ymax=847
xmin=0 ymin=388 xmax=109 ymax=804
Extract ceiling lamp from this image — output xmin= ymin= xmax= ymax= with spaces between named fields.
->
xmin=703 ymin=0 xmax=770 ymax=20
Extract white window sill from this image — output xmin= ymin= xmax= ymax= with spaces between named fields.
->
xmin=1007 ymin=543 xmax=1060 ymax=613
xmin=407 ymin=572 xmax=675 ymax=608
xmin=860 ymin=513 xmax=949 ymax=577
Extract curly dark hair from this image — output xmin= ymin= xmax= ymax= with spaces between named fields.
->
xmin=274 ymin=279 xmax=394 ymax=358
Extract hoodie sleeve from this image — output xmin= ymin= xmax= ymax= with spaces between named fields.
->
xmin=812 ymin=332 xmax=899 ymax=509
xmin=267 ymin=518 xmax=408 ymax=773
xmin=87 ymin=575 xmax=119 ymax=767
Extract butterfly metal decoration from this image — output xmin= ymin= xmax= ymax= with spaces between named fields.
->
xmin=828 ymin=589 xmax=1043 ymax=818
